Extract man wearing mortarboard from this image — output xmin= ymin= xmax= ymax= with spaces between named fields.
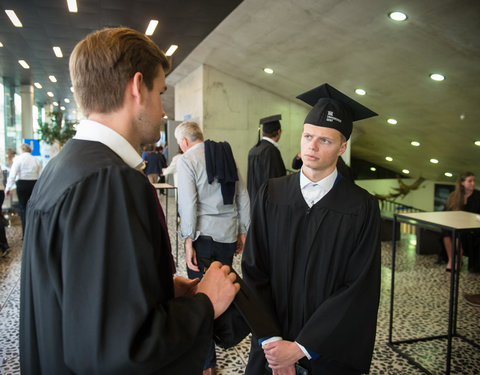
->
xmin=247 ymin=115 xmax=286 ymax=205
xmin=242 ymin=84 xmax=381 ymax=375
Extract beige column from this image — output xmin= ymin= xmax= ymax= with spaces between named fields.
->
xmin=20 ymin=84 xmax=34 ymax=139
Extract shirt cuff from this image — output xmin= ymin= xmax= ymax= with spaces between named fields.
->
xmin=295 ymin=341 xmax=311 ymax=360
xmin=259 ymin=336 xmax=282 ymax=346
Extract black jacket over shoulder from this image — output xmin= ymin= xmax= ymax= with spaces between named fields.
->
xmin=20 ymin=139 xmax=214 ymax=375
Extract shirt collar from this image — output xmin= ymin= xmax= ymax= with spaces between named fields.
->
xmin=73 ymin=119 xmax=144 ymax=170
xmin=262 ymin=136 xmax=279 ymax=148
xmin=184 ymin=141 xmax=203 ymax=154
xmin=300 ymin=168 xmax=338 ymax=191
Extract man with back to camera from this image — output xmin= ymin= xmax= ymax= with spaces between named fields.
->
xmin=175 ymin=120 xmax=250 ymax=375
xmin=247 ymin=115 xmax=286 ymax=205
xmin=242 ymin=84 xmax=381 ymax=375
xmin=20 ymin=27 xmax=240 ymax=375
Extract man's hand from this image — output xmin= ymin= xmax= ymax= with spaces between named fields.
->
xmin=196 ymin=261 xmax=240 ymax=318
xmin=185 ymin=237 xmax=199 ymax=271
xmin=272 ymin=365 xmax=296 ymax=375
xmin=173 ymin=276 xmax=200 ymax=297
xmin=263 ymin=340 xmax=305 ymax=370
xmin=235 ymin=233 xmax=246 ymax=255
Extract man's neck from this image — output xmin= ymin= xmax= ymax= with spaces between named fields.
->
xmin=88 ymin=111 xmax=139 ymax=151
xmin=301 ymin=165 xmax=336 ymax=183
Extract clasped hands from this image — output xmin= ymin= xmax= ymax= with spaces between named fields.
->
xmin=263 ymin=340 xmax=305 ymax=375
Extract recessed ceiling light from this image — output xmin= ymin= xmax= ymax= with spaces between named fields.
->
xmin=34 ymin=82 xmax=42 ymax=89
xmin=263 ymin=67 xmax=274 ymax=74
xmin=60 ymin=106 xmax=66 ymax=111
xmin=385 ymin=156 xmax=393 ymax=162
xmin=49 ymin=75 xmax=57 ymax=82
xmin=165 ymin=45 xmax=178 ymax=56
xmin=444 ymin=172 xmax=453 ymax=177
xmin=402 ymin=169 xmax=410 ymax=174
xmin=53 ymin=102 xmax=59 ymax=106
xmin=70 ymin=87 xmax=74 ymax=93
xmin=430 ymin=158 xmax=439 ymax=164
xmin=64 ymin=98 xmax=70 ymax=103
xmin=0 ymin=42 xmax=3 ymax=47
xmin=370 ymin=167 xmax=376 ymax=172
xmin=411 ymin=141 xmax=420 ymax=146
xmin=163 ymin=114 xmax=168 ymax=119
xmin=388 ymin=11 xmax=407 ymax=21
xmin=47 ymin=92 xmax=54 ymax=97
xmin=5 ymin=10 xmax=22 ymax=27
xmin=145 ymin=20 xmax=159 ymax=36
xmin=67 ymin=0 xmax=78 ymax=13
xmin=430 ymin=73 xmax=445 ymax=81
xmin=387 ymin=118 xmax=397 ymax=125
xmin=53 ymin=46 xmax=63 ymax=58
xmin=474 ymin=140 xmax=480 ymax=146
xmin=18 ymin=60 xmax=29 ymax=69
xmin=355 ymin=88 xmax=366 ymax=96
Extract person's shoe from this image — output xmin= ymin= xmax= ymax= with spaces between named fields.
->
xmin=202 ymin=368 xmax=216 ymax=375
xmin=464 ymin=293 xmax=480 ymax=307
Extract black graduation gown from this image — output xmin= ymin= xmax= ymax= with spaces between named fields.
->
xmin=247 ymin=140 xmax=286 ymax=205
xmin=242 ymin=173 xmax=381 ymax=375
xmin=20 ymin=140 xmax=214 ymax=375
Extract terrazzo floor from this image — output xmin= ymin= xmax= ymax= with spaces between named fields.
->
xmin=1 ymin=196 xmax=480 ymax=374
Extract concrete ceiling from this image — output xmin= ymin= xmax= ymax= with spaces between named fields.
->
xmin=168 ymin=0 xmax=480 ymax=182
xmin=1 ymin=0 xmax=479 ymax=182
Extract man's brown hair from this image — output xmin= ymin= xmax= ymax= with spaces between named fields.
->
xmin=69 ymin=27 xmax=171 ymax=117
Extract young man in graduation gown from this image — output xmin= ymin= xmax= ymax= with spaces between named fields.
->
xmin=20 ymin=27 xmax=240 ymax=375
xmin=242 ymin=84 xmax=381 ymax=375
xmin=247 ymin=115 xmax=286 ymax=205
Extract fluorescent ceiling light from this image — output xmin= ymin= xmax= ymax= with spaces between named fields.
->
xmin=145 ymin=20 xmax=159 ymax=36
xmin=411 ymin=141 xmax=420 ymax=147
xmin=67 ymin=0 xmax=78 ymax=13
xmin=402 ymin=169 xmax=410 ymax=174
xmin=53 ymin=102 xmax=59 ymax=106
xmin=64 ymin=98 xmax=70 ymax=103
xmin=387 ymin=118 xmax=397 ymax=125
xmin=263 ymin=67 xmax=274 ymax=74
xmin=430 ymin=158 xmax=439 ymax=164
xmin=70 ymin=87 xmax=74 ymax=93
xmin=18 ymin=60 xmax=29 ymax=69
xmin=355 ymin=88 xmax=366 ymax=96
xmin=475 ymin=141 xmax=480 ymax=146
xmin=5 ymin=10 xmax=22 ymax=27
xmin=444 ymin=172 xmax=453 ymax=177
xmin=388 ymin=11 xmax=407 ymax=22
xmin=430 ymin=73 xmax=445 ymax=81
xmin=47 ymin=92 xmax=54 ymax=97
xmin=370 ymin=167 xmax=376 ymax=172
xmin=34 ymin=82 xmax=42 ymax=89
xmin=0 ymin=42 xmax=3 ymax=47
xmin=49 ymin=75 xmax=57 ymax=83
xmin=53 ymin=46 xmax=63 ymax=58
xmin=165 ymin=45 xmax=178 ymax=56
xmin=60 ymin=106 xmax=66 ymax=111
xmin=385 ymin=156 xmax=393 ymax=162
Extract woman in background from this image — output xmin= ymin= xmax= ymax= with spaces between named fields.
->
xmin=5 ymin=144 xmax=42 ymax=236
xmin=0 ymin=174 xmax=9 ymax=256
xmin=443 ymin=172 xmax=480 ymax=272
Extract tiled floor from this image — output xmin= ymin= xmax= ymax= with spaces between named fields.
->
xmin=1 ymin=196 xmax=480 ymax=374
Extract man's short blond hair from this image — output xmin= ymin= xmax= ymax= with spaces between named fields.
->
xmin=174 ymin=121 xmax=204 ymax=143
xmin=69 ymin=27 xmax=170 ymax=117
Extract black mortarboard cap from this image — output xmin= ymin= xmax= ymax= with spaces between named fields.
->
xmin=296 ymin=83 xmax=377 ymax=140
xmin=260 ymin=114 xmax=282 ymax=133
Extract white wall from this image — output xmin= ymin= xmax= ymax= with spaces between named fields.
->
xmin=356 ymin=178 xmax=455 ymax=212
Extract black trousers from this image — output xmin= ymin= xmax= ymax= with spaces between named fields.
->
xmin=187 ymin=236 xmax=237 ymax=370
xmin=16 ymin=180 xmax=37 ymax=235
xmin=0 ymin=190 xmax=8 ymax=249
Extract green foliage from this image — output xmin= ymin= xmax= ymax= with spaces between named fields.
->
xmin=37 ymin=111 xmax=77 ymax=146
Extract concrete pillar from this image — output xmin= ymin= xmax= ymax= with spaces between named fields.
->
xmin=20 ymin=84 xmax=34 ymax=139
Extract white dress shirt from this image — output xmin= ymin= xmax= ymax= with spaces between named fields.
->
xmin=5 ymin=153 xmax=42 ymax=192
xmin=73 ymin=119 xmax=143 ymax=170
xmin=300 ymin=168 xmax=338 ymax=207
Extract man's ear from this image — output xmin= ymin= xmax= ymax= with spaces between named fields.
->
xmin=130 ymin=72 xmax=144 ymax=104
